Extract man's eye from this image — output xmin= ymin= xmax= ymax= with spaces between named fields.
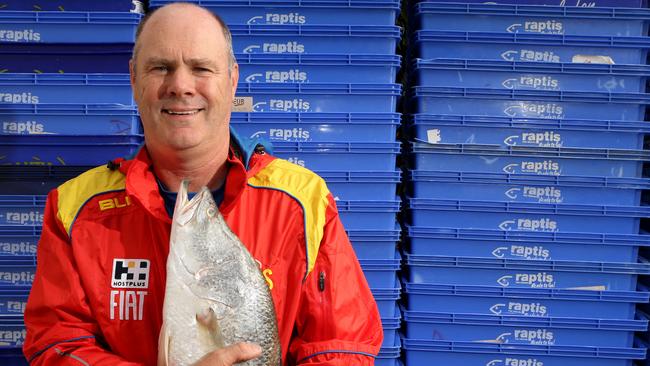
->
xmin=195 ymin=67 xmax=212 ymax=73
xmin=152 ymin=66 xmax=168 ymax=72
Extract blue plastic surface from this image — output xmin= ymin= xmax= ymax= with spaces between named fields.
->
xmin=0 ymin=349 xmax=26 ymax=366
xmin=377 ymin=337 xmax=401 ymax=365
xmin=408 ymin=197 xmax=650 ymax=235
xmin=318 ymin=170 xmax=400 ymax=201
xmin=409 ymin=170 xmax=650 ymax=206
xmin=415 ymin=3 xmax=650 ymax=36
xmin=273 ymin=141 xmax=400 ymax=171
xmin=410 ymin=114 xmax=650 ymax=150
xmin=0 ymin=11 xmax=140 ymax=43
xmin=335 ymin=197 xmax=400 ymax=231
xmin=0 ymin=226 xmax=39 ymax=256
xmin=348 ymin=226 xmax=400 ymax=260
xmin=0 ymin=257 xmax=35 ymax=286
xmin=236 ymin=83 xmax=401 ymax=113
xmin=360 ymin=254 xmax=401 ymax=289
xmin=402 ymin=339 xmax=646 ymax=366
xmin=414 ymin=0 xmax=646 ymax=6
xmin=237 ymin=54 xmax=400 ymax=83
xmin=413 ymin=59 xmax=650 ymax=93
xmin=0 ymin=0 xmax=144 ymax=12
xmin=404 ymin=282 xmax=649 ymax=319
xmin=230 ymin=112 xmax=400 ymax=142
xmin=405 ymin=253 xmax=649 ymax=291
xmin=150 ymin=0 xmax=399 ymax=25
xmin=0 ymin=135 xmax=143 ymax=166
xmin=0 ymin=196 xmax=45 ymax=226
xmin=0 ymin=43 xmax=132 ymax=73
xmin=0 ymin=286 xmax=29 ymax=315
xmin=411 ymin=87 xmax=650 ymax=121
xmin=231 ymin=25 xmax=399 ymax=55
xmin=0 ymin=74 xmax=133 ymax=104
xmin=413 ymin=31 xmax=650 ymax=64
xmin=381 ymin=308 xmax=401 ymax=349
xmin=403 ymin=310 xmax=646 ymax=347
xmin=410 ymin=143 xmax=650 ymax=179
xmin=1 ymin=104 xmax=140 ymax=135
xmin=0 ymin=166 xmax=90 ymax=195
xmin=406 ymin=226 xmax=650 ymax=262
xmin=372 ymin=285 xmax=401 ymax=318
xmin=0 ymin=315 xmax=25 ymax=349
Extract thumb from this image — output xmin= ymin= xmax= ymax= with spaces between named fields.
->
xmin=194 ymin=342 xmax=262 ymax=366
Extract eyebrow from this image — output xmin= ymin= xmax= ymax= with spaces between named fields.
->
xmin=143 ymin=57 xmax=218 ymax=68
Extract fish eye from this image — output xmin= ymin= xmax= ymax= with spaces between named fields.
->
xmin=206 ymin=206 xmax=216 ymax=217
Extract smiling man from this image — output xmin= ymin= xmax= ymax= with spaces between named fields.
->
xmin=22 ymin=3 xmax=382 ymax=366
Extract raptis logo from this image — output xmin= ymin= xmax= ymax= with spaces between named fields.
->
xmin=0 ymin=241 xmax=37 ymax=256
xmin=3 ymin=211 xmax=44 ymax=225
xmin=501 ymin=76 xmax=560 ymax=91
xmin=490 ymin=302 xmax=548 ymax=317
xmin=560 ymin=0 xmax=597 ymax=6
xmin=0 ymin=329 xmax=27 ymax=346
xmin=246 ymin=13 xmax=306 ymax=25
xmin=243 ymin=42 xmax=305 ymax=54
xmin=498 ymin=218 xmax=558 ymax=232
xmin=506 ymin=21 xmax=564 ymax=34
xmin=0 ymin=92 xmax=39 ymax=104
xmin=487 ymin=358 xmax=544 ymax=366
xmin=244 ymin=69 xmax=308 ymax=83
xmin=503 ymin=160 xmax=561 ymax=176
xmin=504 ymin=131 xmax=562 ymax=147
xmin=268 ymin=128 xmax=310 ymax=141
xmin=0 ymin=271 xmax=34 ymax=285
xmin=286 ymin=157 xmax=305 ymax=167
xmin=505 ymin=186 xmax=563 ymax=204
xmin=492 ymin=245 xmax=551 ymax=260
xmin=503 ymin=103 xmax=564 ymax=119
xmin=497 ymin=273 xmax=556 ymax=288
xmin=2 ymin=121 xmax=45 ymax=134
xmin=0 ymin=29 xmax=40 ymax=42
xmin=254 ymin=99 xmax=311 ymax=112
xmin=501 ymin=50 xmax=560 ymax=63
xmin=512 ymin=329 xmax=555 ymax=345
xmin=0 ymin=300 xmax=27 ymax=314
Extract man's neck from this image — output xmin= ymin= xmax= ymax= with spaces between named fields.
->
xmin=149 ymin=145 xmax=230 ymax=193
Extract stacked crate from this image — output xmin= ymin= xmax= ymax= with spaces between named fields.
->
xmin=403 ymin=1 xmax=650 ymax=365
xmin=0 ymin=2 xmax=142 ymax=365
xmin=148 ymin=1 xmax=404 ymax=364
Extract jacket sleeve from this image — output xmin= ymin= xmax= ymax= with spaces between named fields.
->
xmin=22 ymin=189 xmax=142 ymax=366
xmin=288 ymin=194 xmax=384 ymax=365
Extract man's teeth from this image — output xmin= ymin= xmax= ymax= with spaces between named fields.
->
xmin=164 ymin=109 xmax=200 ymax=115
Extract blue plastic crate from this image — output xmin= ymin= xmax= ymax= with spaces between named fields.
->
xmin=0 ymin=166 xmax=90 ymax=195
xmin=360 ymin=253 xmax=401 ymax=289
xmin=410 ymin=114 xmax=650 ymax=150
xmin=381 ymin=308 xmax=401 ymax=349
xmin=0 ymin=349 xmax=26 ymax=366
xmin=413 ymin=59 xmax=650 ymax=93
xmin=0 ymin=74 xmax=133 ymax=104
xmin=231 ymin=25 xmax=399 ymax=55
xmin=410 ymin=143 xmax=650 ymax=178
xmin=0 ymin=134 xmax=142 ymax=166
xmin=403 ymin=310 xmax=646 ymax=347
xmin=409 ymin=170 xmax=650 ymax=206
xmin=230 ymin=112 xmax=400 ymax=143
xmin=0 ymin=257 xmax=35 ymax=286
xmin=151 ymin=0 xmax=399 ymax=25
xmin=319 ymin=170 xmax=400 ymax=201
xmin=415 ymin=3 xmax=650 ymax=36
xmin=411 ymin=87 xmax=650 ymax=121
xmin=273 ymin=141 xmax=400 ymax=171
xmin=372 ymin=286 xmax=401 ymax=318
xmin=402 ymin=339 xmax=646 ymax=366
xmin=0 ymin=315 xmax=25 ymax=348
xmin=0 ymin=196 xmax=45 ymax=226
xmin=348 ymin=226 xmax=400 ymax=260
xmin=408 ymin=197 xmax=650 ymax=235
xmin=0 ymin=43 xmax=132 ymax=73
xmin=0 ymin=11 xmax=140 ymax=43
xmin=335 ymin=197 xmax=400 ymax=231
xmin=405 ymin=253 xmax=650 ymax=291
xmin=417 ymin=0 xmax=646 ymax=6
xmin=404 ymin=282 xmax=649 ymax=318
xmin=236 ymin=83 xmax=400 ymax=113
xmin=0 ymin=287 xmax=28 ymax=316
xmin=413 ymin=31 xmax=650 ymax=64
xmin=1 ymin=104 xmax=140 ymax=135
xmin=377 ymin=337 xmax=401 ymax=366
xmin=406 ymin=226 xmax=650 ymax=262
xmin=237 ymin=54 xmax=400 ymax=83
xmin=0 ymin=226 xmax=39 ymax=256
xmin=0 ymin=0 xmax=144 ymax=12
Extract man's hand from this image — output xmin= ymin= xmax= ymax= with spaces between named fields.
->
xmin=192 ymin=343 xmax=262 ymax=366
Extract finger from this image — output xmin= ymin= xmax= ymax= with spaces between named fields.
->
xmin=220 ymin=342 xmax=262 ymax=364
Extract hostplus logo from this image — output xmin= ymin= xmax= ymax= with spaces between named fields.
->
xmin=490 ymin=302 xmax=548 ymax=317
xmin=498 ymin=218 xmax=558 ymax=232
xmin=254 ymin=99 xmax=311 ymax=112
xmin=501 ymin=50 xmax=560 ymax=63
xmin=497 ymin=273 xmax=556 ymax=288
xmin=2 ymin=121 xmax=45 ymax=134
xmin=504 ymin=103 xmax=564 ymax=119
xmin=505 ymin=186 xmax=563 ymax=204
xmin=0 ymin=329 xmax=26 ymax=347
xmin=486 ymin=358 xmax=544 ymax=366
xmin=506 ymin=20 xmax=564 ymax=34
xmin=244 ymin=69 xmax=308 ymax=83
xmin=243 ymin=42 xmax=305 ymax=54
xmin=503 ymin=161 xmax=561 ymax=176
xmin=501 ymin=76 xmax=560 ymax=91
xmin=504 ymin=131 xmax=563 ymax=147
xmin=0 ymin=29 xmax=40 ymax=42
xmin=492 ymin=245 xmax=551 ymax=260
xmin=246 ymin=13 xmax=306 ymax=24
xmin=0 ymin=92 xmax=39 ymax=104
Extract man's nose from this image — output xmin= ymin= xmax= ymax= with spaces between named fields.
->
xmin=165 ymin=67 xmax=195 ymax=97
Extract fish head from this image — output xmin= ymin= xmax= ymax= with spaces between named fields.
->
xmin=173 ymin=180 xmax=219 ymax=229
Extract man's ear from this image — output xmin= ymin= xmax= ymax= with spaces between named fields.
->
xmin=129 ymin=58 xmax=138 ymax=103
xmin=230 ymin=63 xmax=239 ymax=99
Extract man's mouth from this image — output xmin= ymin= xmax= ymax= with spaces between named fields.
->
xmin=162 ymin=108 xmax=204 ymax=115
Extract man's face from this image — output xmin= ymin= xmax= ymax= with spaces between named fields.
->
xmin=130 ymin=8 xmax=239 ymax=155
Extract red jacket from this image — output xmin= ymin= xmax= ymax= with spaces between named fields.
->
xmin=23 ymin=135 xmax=383 ymax=365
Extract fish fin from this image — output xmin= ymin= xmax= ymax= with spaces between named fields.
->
xmin=157 ymin=322 xmax=170 ymax=366
xmin=197 ymin=307 xmax=225 ymax=349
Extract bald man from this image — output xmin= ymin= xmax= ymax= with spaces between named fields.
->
xmin=22 ymin=3 xmax=383 ymax=366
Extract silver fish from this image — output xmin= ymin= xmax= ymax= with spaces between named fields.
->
xmin=158 ymin=180 xmax=281 ymax=366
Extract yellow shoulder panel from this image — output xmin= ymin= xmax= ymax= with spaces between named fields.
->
xmin=248 ymin=159 xmax=330 ymax=278
xmin=56 ymin=165 xmax=126 ymax=235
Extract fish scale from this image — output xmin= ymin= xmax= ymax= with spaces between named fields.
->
xmin=158 ymin=180 xmax=281 ymax=366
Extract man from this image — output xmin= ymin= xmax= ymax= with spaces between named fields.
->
xmin=22 ymin=3 xmax=383 ymax=365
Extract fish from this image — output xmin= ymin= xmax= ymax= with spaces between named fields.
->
xmin=158 ymin=180 xmax=281 ymax=366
